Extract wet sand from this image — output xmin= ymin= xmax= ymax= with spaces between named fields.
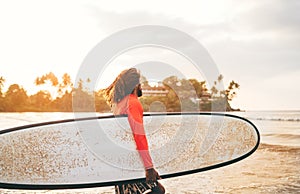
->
xmin=162 ymin=143 xmax=300 ymax=193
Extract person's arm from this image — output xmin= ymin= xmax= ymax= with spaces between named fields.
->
xmin=127 ymin=97 xmax=153 ymax=170
xmin=128 ymin=96 xmax=162 ymax=185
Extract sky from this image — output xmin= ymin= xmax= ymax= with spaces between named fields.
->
xmin=0 ymin=0 xmax=299 ymax=110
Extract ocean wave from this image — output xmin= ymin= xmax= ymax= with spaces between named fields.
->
xmin=259 ymin=143 xmax=300 ymax=152
xmin=247 ymin=117 xmax=300 ymax=122
xmin=263 ymin=133 xmax=300 ymax=140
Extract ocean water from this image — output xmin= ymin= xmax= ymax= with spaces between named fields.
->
xmin=0 ymin=111 xmax=299 ymax=193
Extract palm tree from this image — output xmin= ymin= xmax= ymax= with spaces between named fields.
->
xmin=210 ymin=85 xmax=218 ymax=98
xmin=58 ymin=73 xmax=73 ymax=96
xmin=225 ymin=80 xmax=240 ymax=101
xmin=216 ymin=74 xmax=224 ymax=97
xmin=217 ymin=74 xmax=223 ymax=83
xmin=0 ymin=76 xmax=5 ymax=97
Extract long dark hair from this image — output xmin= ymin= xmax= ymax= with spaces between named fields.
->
xmin=104 ymin=68 xmax=140 ymax=105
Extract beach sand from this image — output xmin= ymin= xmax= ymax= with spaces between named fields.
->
xmin=161 ymin=143 xmax=300 ymax=194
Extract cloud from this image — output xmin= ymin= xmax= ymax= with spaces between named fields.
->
xmin=86 ymin=6 xmax=203 ymax=36
xmin=231 ymin=0 xmax=300 ymax=45
xmin=204 ymin=0 xmax=300 ymax=80
xmin=237 ymin=0 xmax=300 ymax=33
xmin=86 ymin=3 xmax=300 ymax=77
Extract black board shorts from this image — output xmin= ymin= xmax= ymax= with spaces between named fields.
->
xmin=115 ymin=181 xmax=158 ymax=194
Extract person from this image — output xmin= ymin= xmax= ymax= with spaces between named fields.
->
xmin=104 ymin=68 xmax=165 ymax=194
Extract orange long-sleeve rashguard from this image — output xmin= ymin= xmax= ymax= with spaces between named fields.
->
xmin=115 ymin=94 xmax=154 ymax=170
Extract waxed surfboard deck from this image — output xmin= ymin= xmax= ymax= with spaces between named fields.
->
xmin=0 ymin=113 xmax=259 ymax=190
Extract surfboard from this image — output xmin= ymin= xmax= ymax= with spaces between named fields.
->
xmin=0 ymin=113 xmax=259 ymax=190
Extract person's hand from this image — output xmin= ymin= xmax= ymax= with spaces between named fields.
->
xmin=145 ymin=168 xmax=161 ymax=183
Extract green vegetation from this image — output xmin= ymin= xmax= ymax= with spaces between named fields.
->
xmin=0 ymin=73 xmax=240 ymax=112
